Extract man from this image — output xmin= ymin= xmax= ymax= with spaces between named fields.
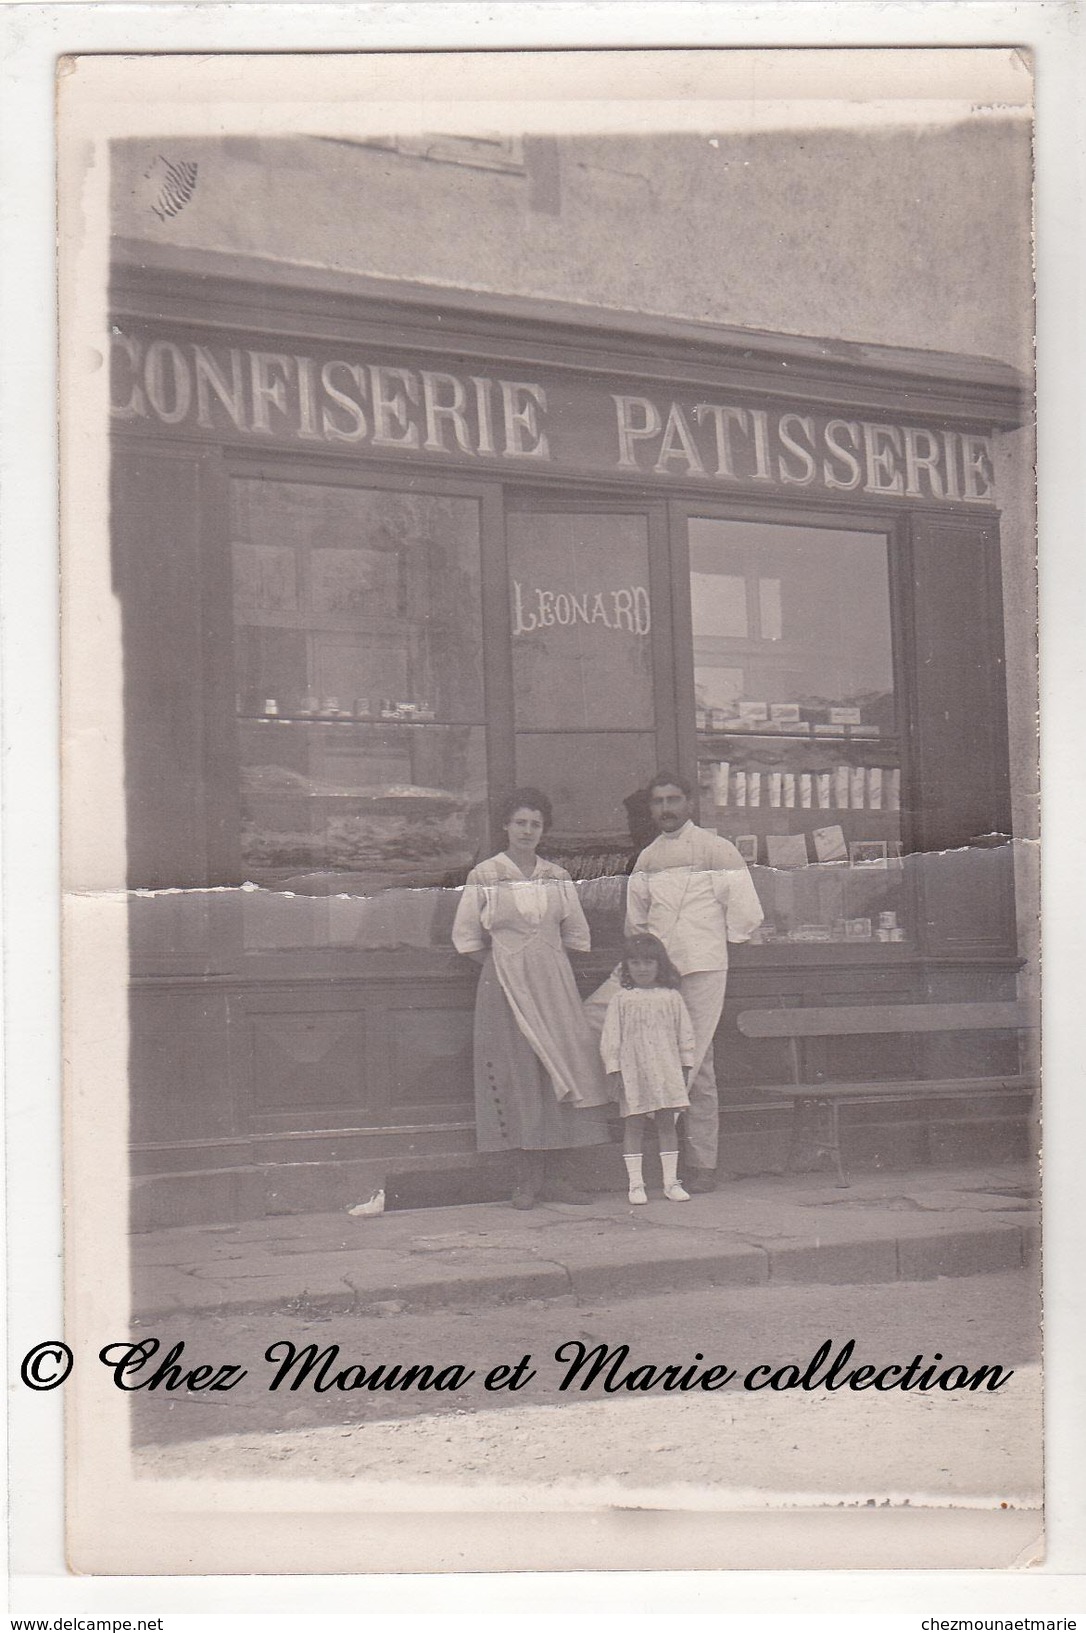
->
xmin=587 ymin=772 xmax=763 ymax=1192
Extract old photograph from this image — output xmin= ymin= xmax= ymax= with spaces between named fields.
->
xmin=58 ymin=47 xmax=1041 ymax=1574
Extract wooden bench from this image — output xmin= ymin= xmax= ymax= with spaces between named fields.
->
xmin=735 ymin=1000 xmax=1036 ymax=1187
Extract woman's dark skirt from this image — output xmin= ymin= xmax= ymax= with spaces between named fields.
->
xmin=473 ymin=956 xmax=610 ymax=1153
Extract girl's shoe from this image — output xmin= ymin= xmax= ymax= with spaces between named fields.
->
xmin=628 ymin=1184 xmax=648 ymax=1205
xmin=664 ymin=1182 xmax=690 ymax=1202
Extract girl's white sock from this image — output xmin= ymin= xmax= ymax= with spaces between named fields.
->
xmin=660 ymin=1149 xmax=689 ymax=1202
xmin=623 ymin=1152 xmax=647 ymax=1204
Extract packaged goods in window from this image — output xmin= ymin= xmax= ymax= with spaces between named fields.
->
xmin=812 ymin=824 xmax=848 ymax=863
xmin=766 ymin=833 xmax=808 ymax=870
xmin=845 ymin=917 xmax=874 ymax=941
xmin=850 ymin=840 xmax=889 ymax=869
xmin=792 ymin=924 xmax=832 ymax=943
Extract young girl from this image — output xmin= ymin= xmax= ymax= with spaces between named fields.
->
xmin=599 ymin=934 xmax=697 ymax=1204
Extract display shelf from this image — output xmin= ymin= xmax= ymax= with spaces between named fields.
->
xmin=699 ymin=808 xmax=903 ymax=823
xmin=697 ymin=730 xmax=899 ymax=745
xmin=239 ymin=714 xmax=459 ymax=726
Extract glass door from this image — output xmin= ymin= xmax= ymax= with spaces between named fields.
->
xmin=505 ymin=502 xmax=672 ymax=911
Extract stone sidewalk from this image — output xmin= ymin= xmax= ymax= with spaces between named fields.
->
xmin=130 ymin=1161 xmax=1038 ymax=1321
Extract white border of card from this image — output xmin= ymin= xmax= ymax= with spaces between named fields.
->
xmin=3 ymin=4 xmax=1083 ymax=1616
xmin=54 ymin=38 xmax=1052 ymax=1585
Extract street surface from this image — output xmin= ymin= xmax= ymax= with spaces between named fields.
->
xmin=131 ymin=1267 xmax=1041 ymax=1502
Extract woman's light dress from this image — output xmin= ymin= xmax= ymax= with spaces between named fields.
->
xmin=452 ymin=854 xmax=613 ymax=1153
xmin=600 ymin=986 xmax=697 ymax=1117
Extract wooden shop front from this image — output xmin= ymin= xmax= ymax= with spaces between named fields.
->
xmin=109 ymin=253 xmax=1031 ymax=1227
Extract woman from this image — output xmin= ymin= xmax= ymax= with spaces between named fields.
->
xmin=452 ymin=788 xmax=613 ymax=1209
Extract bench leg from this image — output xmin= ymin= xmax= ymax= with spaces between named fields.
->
xmin=786 ymin=1096 xmax=851 ymax=1188
xmin=785 ymin=1098 xmax=818 ymax=1174
xmin=826 ymin=1100 xmax=850 ymax=1189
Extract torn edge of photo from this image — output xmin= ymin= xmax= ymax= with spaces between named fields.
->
xmin=57 ymin=46 xmax=1040 ymax=1575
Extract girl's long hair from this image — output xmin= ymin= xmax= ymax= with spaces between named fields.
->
xmin=618 ymin=933 xmax=681 ymax=990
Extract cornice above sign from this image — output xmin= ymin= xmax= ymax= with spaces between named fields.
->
xmin=110 ymin=241 xmax=1030 ymax=433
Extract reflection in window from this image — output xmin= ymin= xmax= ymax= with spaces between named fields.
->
xmin=231 ymin=480 xmax=488 ymax=934
xmin=689 ymin=518 xmax=895 ymax=731
xmin=690 ymin=517 xmax=907 ymax=949
xmin=691 ymin=572 xmax=747 ymax=639
xmin=758 ymin=577 xmax=783 ymax=642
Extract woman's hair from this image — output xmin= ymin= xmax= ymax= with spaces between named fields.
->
xmin=619 ymin=933 xmax=681 ymax=989
xmin=497 ymin=786 xmax=553 ymax=831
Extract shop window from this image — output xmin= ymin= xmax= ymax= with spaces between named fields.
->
xmin=231 ymin=478 xmax=488 ymax=946
xmin=689 ymin=517 xmax=908 ymax=949
xmin=507 ymin=508 xmax=657 ymax=894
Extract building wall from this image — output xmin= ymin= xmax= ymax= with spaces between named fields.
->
xmin=114 ymin=125 xmax=1032 ymax=370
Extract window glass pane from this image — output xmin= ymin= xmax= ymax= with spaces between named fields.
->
xmin=232 ymin=482 xmax=484 ymax=722
xmin=507 ymin=511 xmax=654 ymax=731
xmin=231 ymin=480 xmax=488 ymax=937
xmin=690 ymin=517 xmax=908 ymax=950
xmin=689 ymin=518 xmax=895 ymax=730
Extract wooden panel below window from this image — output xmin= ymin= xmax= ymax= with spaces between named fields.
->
xmin=129 ymin=985 xmax=235 ymax=1143
xmin=246 ymin=1006 xmax=371 ymax=1115
xmin=387 ymin=1003 xmax=475 ymax=1112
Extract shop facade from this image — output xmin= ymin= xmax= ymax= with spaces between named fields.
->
xmin=111 ymin=254 xmax=1031 ymax=1228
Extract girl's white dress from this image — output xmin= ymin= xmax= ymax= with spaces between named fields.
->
xmin=599 ymin=985 xmax=697 ymax=1116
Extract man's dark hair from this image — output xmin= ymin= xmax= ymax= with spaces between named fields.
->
xmin=646 ymin=770 xmax=693 ymax=799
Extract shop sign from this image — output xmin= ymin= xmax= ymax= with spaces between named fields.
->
xmin=110 ymin=328 xmax=997 ymax=506
xmin=511 ymin=580 xmax=651 ymax=635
